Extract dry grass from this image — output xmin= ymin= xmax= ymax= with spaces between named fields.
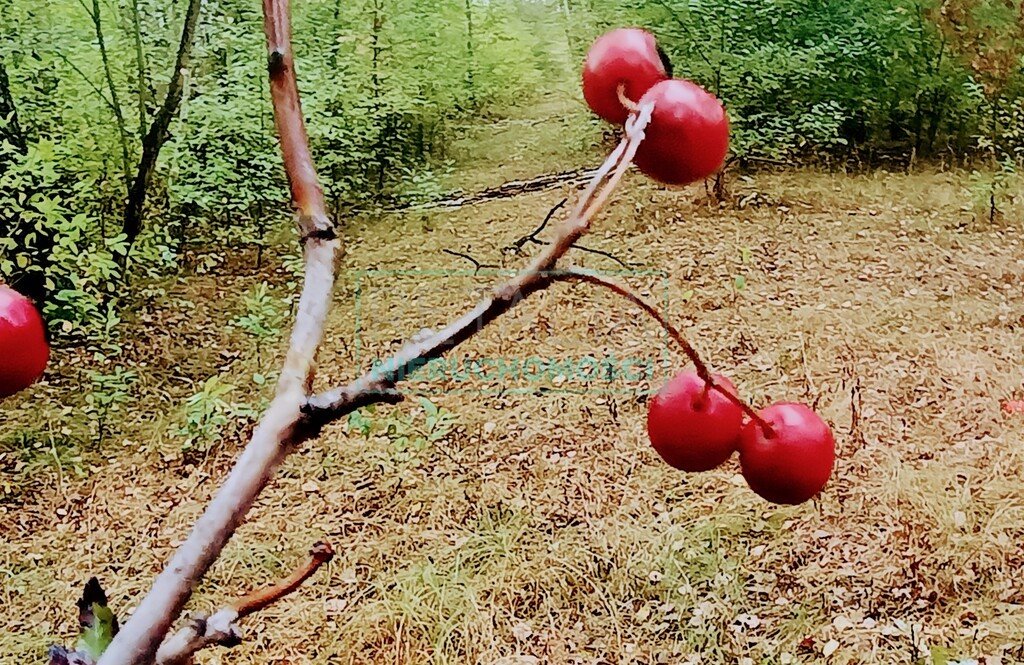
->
xmin=3 ymin=126 xmax=1024 ymax=664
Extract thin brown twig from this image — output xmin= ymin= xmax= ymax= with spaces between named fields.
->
xmin=153 ymin=542 xmax=334 ymax=665
xmin=510 ymin=198 xmax=569 ymax=249
xmin=442 ymin=248 xmax=497 ymax=273
xmin=234 ymin=541 xmax=335 ymax=617
xmin=547 ymin=268 xmax=774 ymax=436
xmin=569 ymin=243 xmax=633 ymax=267
xmin=508 ymin=201 xmax=634 ymax=267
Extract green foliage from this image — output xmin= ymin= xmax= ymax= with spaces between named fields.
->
xmin=76 ymin=577 xmax=118 ymax=660
xmin=967 ymin=156 xmax=1018 ymax=221
xmin=76 ymin=600 xmax=116 ymax=661
xmin=603 ymin=0 xmax=1023 ymax=161
xmin=231 ymin=283 xmax=286 ymax=341
xmin=84 ymin=364 xmax=137 ymax=445
xmin=178 ymin=375 xmax=255 ymax=451
xmin=3 ymin=0 xmax=1024 ymax=338
xmin=1 ymin=0 xmax=556 ymax=333
xmin=47 ymin=578 xmax=119 ymax=664
xmin=346 ymin=397 xmax=458 ymax=470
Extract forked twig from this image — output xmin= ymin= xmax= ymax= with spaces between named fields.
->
xmin=97 ymin=0 xmax=340 ymax=661
xmin=508 ymin=202 xmax=635 ymax=268
xmin=153 ymin=542 xmax=334 ymax=665
xmin=300 ymin=102 xmax=656 ymax=423
xmin=509 ymin=197 xmax=568 ymax=249
xmin=442 ymin=248 xmax=497 ymax=273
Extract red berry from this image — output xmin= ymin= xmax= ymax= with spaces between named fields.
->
xmin=582 ymin=28 xmax=669 ymax=125
xmin=646 ymin=370 xmax=743 ymax=472
xmin=633 ymin=79 xmax=729 ymax=186
xmin=0 ymin=285 xmax=50 ymax=399
xmin=739 ymin=403 xmax=835 ymax=505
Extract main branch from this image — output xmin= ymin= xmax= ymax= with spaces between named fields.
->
xmin=91 ymin=20 xmax=752 ymax=663
xmin=96 ymin=0 xmax=340 ymax=661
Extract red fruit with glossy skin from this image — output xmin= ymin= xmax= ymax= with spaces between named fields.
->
xmin=739 ymin=402 xmax=835 ymax=505
xmin=633 ymin=78 xmax=729 ymax=185
xmin=646 ymin=370 xmax=744 ymax=471
xmin=0 ymin=285 xmax=49 ymax=399
xmin=582 ymin=28 xmax=669 ymax=125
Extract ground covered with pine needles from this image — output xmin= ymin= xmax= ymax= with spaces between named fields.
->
xmin=3 ymin=108 xmax=1024 ymax=663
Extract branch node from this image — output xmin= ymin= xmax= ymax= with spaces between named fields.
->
xmin=301 ymin=226 xmax=338 ymax=243
xmin=267 ymin=50 xmax=286 ymax=75
xmin=309 ymin=540 xmax=335 ymax=561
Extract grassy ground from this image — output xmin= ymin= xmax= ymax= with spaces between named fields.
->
xmin=3 ymin=104 xmax=1024 ymax=664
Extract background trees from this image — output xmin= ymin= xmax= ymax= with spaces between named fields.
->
xmin=1 ymin=0 xmax=1022 ymax=332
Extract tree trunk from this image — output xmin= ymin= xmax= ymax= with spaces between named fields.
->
xmin=0 ymin=55 xmax=26 ymax=153
xmin=989 ymin=95 xmax=1000 ymax=223
xmin=0 ymin=57 xmax=54 ymax=304
xmin=130 ymin=0 xmax=150 ymax=137
xmin=712 ymin=168 xmax=729 ymax=203
xmin=370 ymin=0 xmax=386 ymax=198
xmin=465 ymin=0 xmax=475 ymax=101
xmin=88 ymin=0 xmax=133 ymax=191
xmin=923 ymin=35 xmax=947 ymax=156
xmin=560 ymin=0 xmax=575 ymax=59
xmin=122 ymin=0 xmax=203 ymax=250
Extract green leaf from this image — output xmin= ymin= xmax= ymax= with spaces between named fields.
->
xmin=75 ymin=578 xmax=119 ymax=660
xmin=929 ymin=646 xmax=950 ymax=665
xmin=418 ymin=397 xmax=439 ymax=417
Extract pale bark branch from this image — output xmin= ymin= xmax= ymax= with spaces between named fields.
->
xmin=96 ymin=24 xmax=655 ymax=664
xmin=96 ymin=0 xmax=338 ymax=661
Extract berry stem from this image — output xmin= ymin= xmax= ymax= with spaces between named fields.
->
xmin=567 ymin=97 xmax=653 ymax=228
xmin=548 ymin=268 xmax=775 ymax=437
xmin=617 ymin=83 xmax=640 ymax=113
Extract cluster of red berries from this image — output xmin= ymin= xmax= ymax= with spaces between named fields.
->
xmin=582 ymin=28 xmax=729 ymax=185
xmin=0 ymin=285 xmax=50 ymax=399
xmin=647 ymin=371 xmax=835 ymax=505
xmin=581 ymin=29 xmax=834 ymax=504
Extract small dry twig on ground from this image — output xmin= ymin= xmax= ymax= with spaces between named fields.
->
xmin=508 ymin=197 xmax=568 ymax=250
xmin=506 ymin=197 xmax=636 ymax=267
xmin=442 ymin=248 xmax=498 ymax=273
